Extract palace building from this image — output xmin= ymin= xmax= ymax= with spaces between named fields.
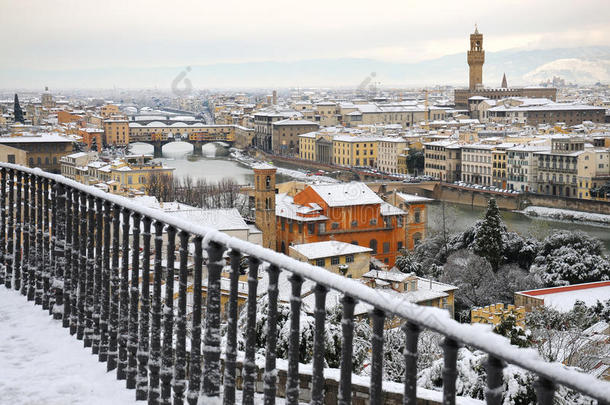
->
xmin=454 ymin=26 xmax=557 ymax=108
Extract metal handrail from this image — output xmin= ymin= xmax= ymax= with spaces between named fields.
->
xmin=0 ymin=162 xmax=609 ymax=405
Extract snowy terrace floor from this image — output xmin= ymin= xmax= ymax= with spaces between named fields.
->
xmin=0 ymin=286 xmax=291 ymax=405
xmin=0 ymin=286 xmax=138 ymax=405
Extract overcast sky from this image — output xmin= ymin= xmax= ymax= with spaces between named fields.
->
xmin=1 ymin=0 xmax=609 ymax=70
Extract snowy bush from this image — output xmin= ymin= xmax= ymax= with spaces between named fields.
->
xmin=530 ymin=231 xmax=610 ymax=286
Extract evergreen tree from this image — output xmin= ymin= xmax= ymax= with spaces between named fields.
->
xmin=473 ymin=198 xmax=504 ymax=271
xmin=395 ymin=248 xmax=422 ymax=275
xmin=13 ymin=94 xmax=24 ymax=123
xmin=493 ymin=310 xmax=532 ymax=348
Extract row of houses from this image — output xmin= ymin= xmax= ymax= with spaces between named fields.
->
xmin=423 ymin=136 xmax=610 ymax=199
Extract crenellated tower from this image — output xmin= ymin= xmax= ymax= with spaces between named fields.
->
xmin=467 ymin=25 xmax=485 ymax=90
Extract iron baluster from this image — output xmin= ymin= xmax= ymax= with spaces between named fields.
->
xmin=201 ymin=240 xmax=227 ymax=400
xmin=187 ymin=236 xmax=204 ymax=405
xmin=263 ymin=264 xmax=280 ymax=405
xmin=136 ymin=216 xmax=152 ymax=400
xmin=338 ymin=295 xmax=356 ymax=405
xmin=241 ymin=257 xmax=260 ymax=405
xmin=223 ymin=249 xmax=242 ymax=405
xmin=311 ymin=284 xmax=328 ymax=405
xmin=286 ymin=274 xmax=304 ymax=405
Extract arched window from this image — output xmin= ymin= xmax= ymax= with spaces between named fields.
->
xmin=369 ymin=239 xmax=377 ymax=254
xmin=413 ymin=232 xmax=422 ymax=246
xmin=266 ymin=176 xmax=271 ymax=188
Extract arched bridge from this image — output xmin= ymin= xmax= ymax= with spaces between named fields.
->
xmin=130 ymin=133 xmax=234 ymax=157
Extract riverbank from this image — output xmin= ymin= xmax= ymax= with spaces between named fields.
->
xmin=519 ymin=206 xmax=610 ymax=226
xmin=230 ymin=149 xmax=339 ymax=184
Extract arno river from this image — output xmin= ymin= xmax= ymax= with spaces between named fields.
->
xmin=131 ymin=142 xmax=610 ymax=252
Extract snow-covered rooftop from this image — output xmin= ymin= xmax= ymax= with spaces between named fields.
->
xmin=517 ymin=281 xmax=610 ymax=312
xmin=290 ymin=241 xmax=372 ymax=260
xmin=310 ymin=182 xmax=382 ymax=207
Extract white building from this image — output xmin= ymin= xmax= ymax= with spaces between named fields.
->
xmin=506 ymin=143 xmax=550 ymax=192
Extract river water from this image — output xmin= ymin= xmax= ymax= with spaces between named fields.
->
xmin=131 ymin=142 xmax=610 ymax=252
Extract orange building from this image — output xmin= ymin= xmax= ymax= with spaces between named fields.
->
xmin=275 ymin=182 xmax=407 ymax=266
xmin=58 ymin=110 xmax=84 ymax=125
xmin=78 ymin=128 xmax=104 ymax=151
xmin=384 ymin=190 xmax=432 ymax=250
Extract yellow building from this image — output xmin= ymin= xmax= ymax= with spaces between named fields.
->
xmin=0 ymin=133 xmax=75 ymax=173
xmin=289 ymin=241 xmax=372 ymax=279
xmin=103 ymin=119 xmax=129 ymax=145
xmin=378 ymin=137 xmax=408 ymax=174
xmin=299 ymin=132 xmax=317 ymax=161
xmin=471 ymin=303 xmax=525 ymax=328
xmin=361 ymin=270 xmax=457 ymax=322
xmin=492 ymin=148 xmax=508 ymax=188
xmin=100 ymin=104 xmax=120 ymax=118
xmin=107 ymin=155 xmax=174 ymax=195
xmin=423 ymin=140 xmax=462 ymax=182
xmin=332 ymin=135 xmax=378 ymax=168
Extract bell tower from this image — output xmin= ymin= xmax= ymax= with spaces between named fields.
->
xmin=467 ymin=25 xmax=485 ymax=90
xmin=253 ymin=164 xmax=277 ymax=250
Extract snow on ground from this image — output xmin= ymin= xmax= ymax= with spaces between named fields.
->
xmin=521 ymin=206 xmax=610 ymax=225
xmin=0 ymin=287 xmax=138 ymax=405
xmin=230 ymin=149 xmax=338 ymax=184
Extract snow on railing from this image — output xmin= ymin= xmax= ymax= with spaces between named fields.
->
xmin=0 ymin=162 xmax=609 ymax=405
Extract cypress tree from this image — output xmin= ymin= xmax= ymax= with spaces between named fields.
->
xmin=14 ymin=94 xmax=24 ymax=123
xmin=473 ymin=198 xmax=504 ymax=271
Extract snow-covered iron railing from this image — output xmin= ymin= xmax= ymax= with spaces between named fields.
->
xmin=0 ymin=162 xmax=609 ymax=405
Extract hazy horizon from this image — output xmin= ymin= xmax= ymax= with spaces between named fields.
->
xmin=1 ymin=0 xmax=609 ymax=90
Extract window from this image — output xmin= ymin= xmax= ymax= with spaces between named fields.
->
xmin=315 ymin=259 xmax=325 ymax=267
xmin=318 ymin=223 xmax=326 ymax=234
xmin=307 ymin=223 xmax=315 ymax=235
xmin=331 ymin=257 xmax=339 ymax=265
xmin=369 ymin=219 xmax=377 ymax=226
xmin=383 ymin=242 xmax=390 ymax=253
xmin=281 ymin=218 xmax=285 ymax=231
xmin=331 ymin=222 xmax=339 ymax=230
xmin=369 ymin=239 xmax=377 ymax=254
xmin=397 ymin=241 xmax=403 ymax=251
xmin=7 ymin=155 xmax=15 ymax=164
xmin=413 ymin=232 xmax=422 ymax=246
xmin=298 ymin=223 xmax=303 ymax=233
xmin=414 ymin=211 xmax=421 ymax=224
xmin=351 ymin=220 xmax=358 ymax=228
xmin=345 ymin=255 xmax=354 ymax=263
xmin=289 ymin=221 xmax=293 ymax=233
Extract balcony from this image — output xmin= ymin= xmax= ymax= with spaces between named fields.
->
xmin=0 ymin=163 xmax=608 ymax=405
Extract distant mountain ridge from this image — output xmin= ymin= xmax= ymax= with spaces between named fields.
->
xmin=2 ymin=46 xmax=609 ymax=89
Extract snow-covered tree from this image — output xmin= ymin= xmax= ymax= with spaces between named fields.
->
xmin=493 ymin=310 xmax=532 ymax=348
xmin=530 ymin=231 xmax=610 ymax=286
xmin=472 ymin=198 xmax=505 ymax=271
xmin=382 ymin=327 xmax=443 ymax=383
xmin=441 ymin=250 xmax=501 ymax=320
xmin=395 ymin=249 xmax=422 ymax=275
xmin=14 ymin=94 xmax=24 ymax=123
xmin=235 ymin=296 xmax=371 ymax=371
xmin=417 ymin=347 xmax=591 ymax=405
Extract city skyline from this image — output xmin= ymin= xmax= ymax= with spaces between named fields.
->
xmin=1 ymin=0 xmax=610 ymax=89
